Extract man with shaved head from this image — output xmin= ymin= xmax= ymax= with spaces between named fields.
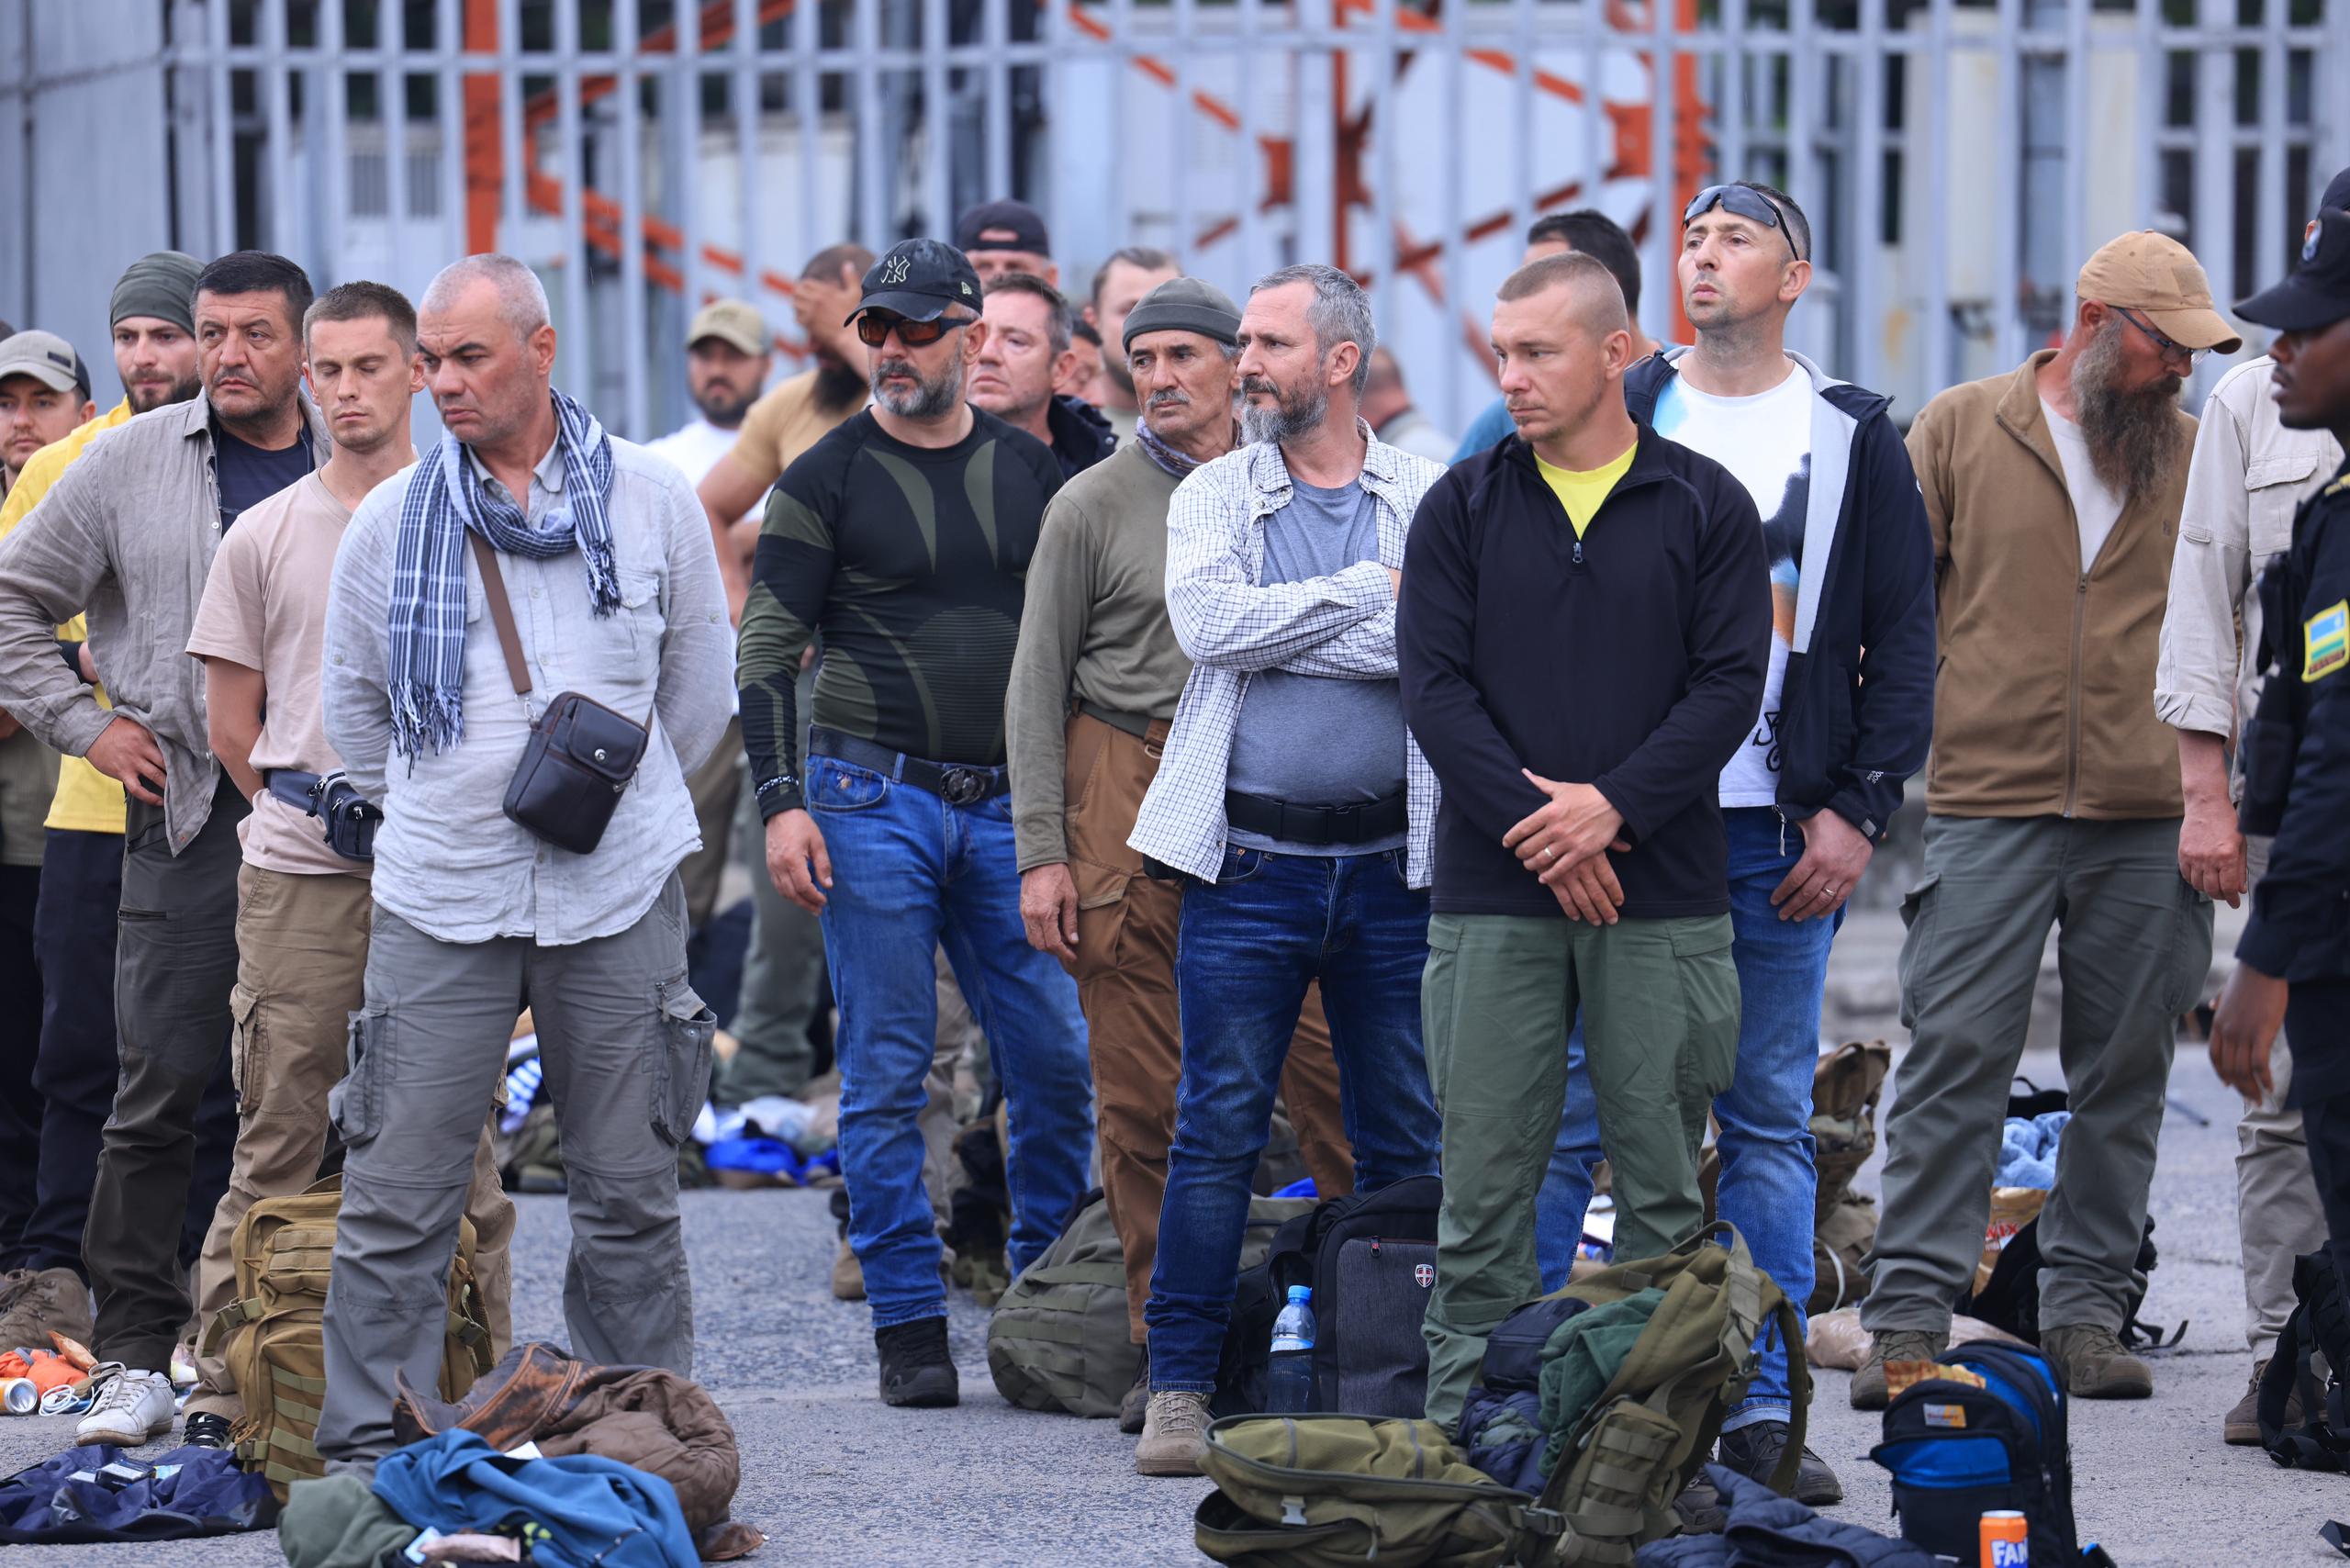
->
xmin=315 ymin=252 xmax=732 ymax=1466
xmin=1399 ymin=251 xmax=1771 ymax=1433
xmin=0 ymin=251 xmax=326 ymax=1449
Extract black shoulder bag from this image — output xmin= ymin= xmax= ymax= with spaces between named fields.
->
xmin=470 ymin=532 xmax=652 ymax=856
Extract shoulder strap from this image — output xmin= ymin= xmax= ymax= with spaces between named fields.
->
xmin=467 ymin=531 xmax=532 ymax=697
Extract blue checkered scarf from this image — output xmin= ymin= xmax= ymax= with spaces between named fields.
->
xmin=386 ymin=389 xmax=618 ymax=758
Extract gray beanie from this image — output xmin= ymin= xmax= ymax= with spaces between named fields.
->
xmin=1122 ymin=276 xmax=1241 ymax=352
xmin=109 ymin=251 xmax=203 ymax=334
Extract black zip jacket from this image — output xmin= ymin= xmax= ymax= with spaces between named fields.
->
xmin=1046 ymin=394 xmax=1118 ymax=478
xmin=1399 ymin=424 xmax=1770 ymax=918
xmin=1624 ymin=351 xmax=1937 ymax=842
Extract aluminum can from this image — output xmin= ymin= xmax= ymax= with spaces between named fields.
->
xmin=1980 ymin=1510 xmax=2029 ymax=1567
xmin=0 ymin=1378 xmax=37 ymax=1417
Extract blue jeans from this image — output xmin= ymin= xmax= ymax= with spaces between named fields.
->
xmin=810 ymin=753 xmax=1095 ymax=1329
xmin=1147 ymin=846 xmax=1443 ymax=1392
xmin=1537 ymin=807 xmax=1840 ymax=1427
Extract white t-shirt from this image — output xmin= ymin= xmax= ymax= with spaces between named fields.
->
xmin=2039 ymin=399 xmax=2125 ymax=572
xmin=643 ymin=417 xmax=758 ymax=526
xmin=1652 ymin=361 xmax=1814 ymax=809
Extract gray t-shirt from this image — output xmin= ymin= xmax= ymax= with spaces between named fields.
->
xmin=1225 ymin=475 xmax=1409 ymax=857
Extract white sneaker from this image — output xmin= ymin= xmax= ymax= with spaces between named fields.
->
xmin=76 ymin=1366 xmax=177 ymax=1447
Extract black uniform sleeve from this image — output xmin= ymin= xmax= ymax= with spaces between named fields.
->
xmin=737 ymin=440 xmax=841 ymax=818
xmin=1826 ymin=412 xmax=1938 ymax=840
xmin=2238 ymin=483 xmax=2350 ymax=980
xmin=1593 ymin=472 xmax=1772 ymax=844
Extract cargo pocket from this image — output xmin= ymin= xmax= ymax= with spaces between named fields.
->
xmin=651 ymin=979 xmax=717 ymax=1146
xmin=1420 ymin=916 xmax=1464 ymax=1110
xmin=1895 ymin=872 xmax=1942 ymax=1030
xmin=229 ymin=983 xmax=264 ymax=1113
xmin=1669 ymin=918 xmax=1739 ymax=1103
xmin=329 ymin=1007 xmax=390 ymax=1148
xmin=2156 ymin=877 xmax=2217 ymax=1017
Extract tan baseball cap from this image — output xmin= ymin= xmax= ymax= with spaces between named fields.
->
xmin=2076 ymin=231 xmax=2244 ymax=354
xmin=687 ymin=298 xmax=767 ymax=356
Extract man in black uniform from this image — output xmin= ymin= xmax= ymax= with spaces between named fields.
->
xmin=2210 ymin=206 xmax=2350 ymax=1286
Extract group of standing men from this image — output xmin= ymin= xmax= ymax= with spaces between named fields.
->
xmin=0 ymin=166 xmax=2344 ymax=1504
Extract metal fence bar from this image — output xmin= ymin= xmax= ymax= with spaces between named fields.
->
xmin=1511 ymin=0 xmax=1535 ymax=253
xmin=1173 ymin=0 xmax=1199 ymax=266
xmin=315 ymin=0 xmax=347 ymax=291
xmin=983 ymin=0 xmax=1011 ymax=205
xmin=1992 ymin=0 xmax=2021 ymax=365
xmin=1439 ymin=17 xmax=1463 ymax=437
xmin=617 ymin=0 xmax=648 ymax=439
xmin=435 ymin=0 xmax=464 ymax=264
xmin=2257 ymin=0 xmax=2288 ymax=292
xmin=733 ymin=0 xmax=762 ymax=314
xmin=1852 ymin=0 xmax=1886 ymax=393
xmin=1649 ymin=0 xmax=1678 ymax=349
xmin=1237 ymin=0 xmax=1264 ymax=283
xmin=677 ymin=0 xmax=704 ymax=313
xmin=554 ymin=0 xmax=592 ymax=398
xmin=498 ymin=0 xmax=525 ymax=254
xmin=1369 ymin=0 xmax=1399 ymax=332
xmin=854 ymin=0 xmax=884 ymax=248
xmin=1922 ymin=0 xmax=1953 ymax=395
xmin=2192 ymin=0 xmax=2235 ymax=306
xmin=794 ymin=0 xmax=821 ymax=264
xmin=922 ymin=0 xmax=950 ymax=235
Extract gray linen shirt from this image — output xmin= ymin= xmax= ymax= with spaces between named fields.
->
xmin=321 ymin=433 xmax=733 ymax=946
xmin=0 ymin=392 xmax=330 ymax=853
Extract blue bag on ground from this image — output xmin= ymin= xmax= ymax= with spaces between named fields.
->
xmin=0 ymin=1443 xmax=277 ymax=1543
xmin=371 ymin=1428 xmax=699 ymax=1568
xmin=1869 ymin=1342 xmax=2080 ymax=1564
xmin=1636 ymin=1462 xmax=1937 ymax=1565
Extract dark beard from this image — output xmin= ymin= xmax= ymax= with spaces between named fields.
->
xmin=2070 ymin=320 xmax=2187 ymax=499
xmin=1238 ymin=375 xmax=1328 ymax=445
xmin=129 ymin=372 xmax=203 ymax=415
xmin=693 ymin=384 xmax=759 ymax=428
xmin=815 ymin=359 xmax=867 ymax=409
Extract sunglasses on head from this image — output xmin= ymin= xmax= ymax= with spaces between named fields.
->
xmin=854 ymin=310 xmax=965 ymax=349
xmin=1682 ymin=184 xmax=1806 ymax=263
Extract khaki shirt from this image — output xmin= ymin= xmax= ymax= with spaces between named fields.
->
xmin=0 ymin=393 xmax=329 ymax=854
xmin=2154 ymin=356 xmax=2344 ymax=796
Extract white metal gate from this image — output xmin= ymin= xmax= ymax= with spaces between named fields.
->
xmin=3 ymin=0 xmax=2345 ymax=438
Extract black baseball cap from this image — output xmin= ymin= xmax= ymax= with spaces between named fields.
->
xmin=849 ymin=239 xmax=984 ymax=326
xmin=2236 ymin=207 xmax=2350 ymax=333
xmin=954 ymin=199 xmax=1051 ymax=258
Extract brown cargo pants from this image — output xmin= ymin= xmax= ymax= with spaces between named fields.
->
xmin=1062 ymin=711 xmax=1355 ymax=1342
xmin=185 ymin=866 xmax=515 ymax=1423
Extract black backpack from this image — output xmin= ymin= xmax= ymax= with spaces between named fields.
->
xmin=1214 ymin=1175 xmax=1441 ymax=1419
xmin=2258 ymin=1249 xmax=2350 ymax=1471
xmin=1871 ymin=1342 xmax=2085 ymax=1565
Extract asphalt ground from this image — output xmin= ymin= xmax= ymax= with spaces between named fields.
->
xmin=6 ymin=902 xmax=2347 ymax=1565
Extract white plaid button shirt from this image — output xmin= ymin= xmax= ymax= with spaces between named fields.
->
xmin=1127 ymin=420 xmax=1445 ymax=886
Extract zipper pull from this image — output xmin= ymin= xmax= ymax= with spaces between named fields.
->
xmin=1572 ymin=538 xmax=1584 ymax=566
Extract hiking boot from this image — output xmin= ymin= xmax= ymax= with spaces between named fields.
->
xmin=1118 ymin=1345 xmax=1152 ymax=1436
xmin=183 ymin=1412 xmax=233 ymax=1450
xmin=0 ymin=1266 xmax=93 ymax=1352
xmin=76 ymin=1367 xmax=176 ymax=1447
xmin=2226 ymin=1359 xmax=2298 ymax=1445
xmin=1135 ymin=1389 xmax=1212 ymax=1477
xmin=2041 ymin=1324 xmax=2153 ymax=1399
xmin=832 ymin=1237 xmax=866 ymax=1301
xmin=1718 ymin=1419 xmax=1843 ymax=1506
xmin=875 ymin=1316 xmax=959 ymax=1408
xmin=1671 ymin=1471 xmax=1726 ymax=1534
xmin=1852 ymin=1328 xmax=1949 ymax=1410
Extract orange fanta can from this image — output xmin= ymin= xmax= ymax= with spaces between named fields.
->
xmin=1981 ymin=1510 xmax=2029 ymax=1566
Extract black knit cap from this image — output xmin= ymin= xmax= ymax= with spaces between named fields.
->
xmin=1121 ymin=276 xmax=1242 ymax=353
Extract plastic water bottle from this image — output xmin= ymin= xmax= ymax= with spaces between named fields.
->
xmin=1266 ymin=1285 xmax=1317 ymax=1413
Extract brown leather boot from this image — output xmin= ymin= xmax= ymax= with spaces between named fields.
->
xmin=2041 ymin=1324 xmax=2154 ymax=1399
xmin=1851 ymin=1327 xmax=1950 ymax=1410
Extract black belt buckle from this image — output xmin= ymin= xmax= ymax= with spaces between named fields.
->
xmin=1322 ymin=801 xmax=1363 ymax=842
xmin=939 ymin=766 xmax=991 ymax=806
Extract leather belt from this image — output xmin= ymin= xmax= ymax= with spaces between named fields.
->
xmin=1077 ymin=700 xmax=1158 ymax=741
xmin=808 ymin=727 xmax=1009 ymax=806
xmin=1224 ymin=790 xmax=1407 ymax=846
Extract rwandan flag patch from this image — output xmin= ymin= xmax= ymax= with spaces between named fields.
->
xmin=2307 ymin=599 xmax=2350 ymax=682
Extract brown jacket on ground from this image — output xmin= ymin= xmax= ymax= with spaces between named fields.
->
xmin=1905 ymin=349 xmax=2196 ymax=820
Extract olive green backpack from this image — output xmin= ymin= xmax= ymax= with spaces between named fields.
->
xmin=988 ymin=1190 xmax=1313 ymax=1418
xmin=1194 ymin=1225 xmax=1805 ymax=1567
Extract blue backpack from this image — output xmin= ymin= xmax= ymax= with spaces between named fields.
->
xmin=1869 ymin=1342 xmax=2098 ymax=1565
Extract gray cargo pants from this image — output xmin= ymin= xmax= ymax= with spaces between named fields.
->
xmin=317 ymin=876 xmax=716 ymax=1464
xmin=1864 ymin=815 xmax=2214 ymax=1337
xmin=2237 ymin=836 xmax=2328 ymax=1362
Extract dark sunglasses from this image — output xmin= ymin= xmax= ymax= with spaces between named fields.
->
xmin=854 ymin=310 xmax=964 ymax=349
xmin=2113 ymin=306 xmax=2207 ymax=367
xmin=1682 ymin=184 xmax=1805 ymax=263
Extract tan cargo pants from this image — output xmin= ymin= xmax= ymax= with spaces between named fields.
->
xmin=186 ymin=866 xmax=515 ymax=1424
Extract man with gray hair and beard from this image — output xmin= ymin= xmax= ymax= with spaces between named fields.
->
xmin=1126 ymin=263 xmax=1444 ymax=1476
xmin=741 ymin=239 xmax=1094 ymax=1412
xmin=1858 ymin=231 xmax=2240 ymax=1406
xmin=315 ymin=252 xmax=732 ymax=1466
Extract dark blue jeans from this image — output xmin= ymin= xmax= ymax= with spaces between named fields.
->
xmin=811 ymin=753 xmax=1095 ymax=1329
xmin=1147 ymin=845 xmax=1443 ymax=1392
xmin=1538 ymin=807 xmax=1841 ymax=1426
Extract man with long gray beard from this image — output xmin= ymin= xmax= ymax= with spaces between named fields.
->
xmin=742 ymin=239 xmax=1093 ymax=1410
xmin=1857 ymin=231 xmax=2238 ymax=1406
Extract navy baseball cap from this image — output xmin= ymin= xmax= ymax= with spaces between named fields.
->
xmin=954 ymin=199 xmax=1051 ymax=258
xmin=849 ymin=239 xmax=983 ymax=325
xmin=2237 ymin=207 xmax=2350 ymax=333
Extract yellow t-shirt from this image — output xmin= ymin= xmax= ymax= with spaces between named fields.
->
xmin=0 ymin=400 xmax=134 ymax=834
xmin=732 ymin=368 xmax=865 ymax=489
xmin=1535 ymin=444 xmax=1638 ymax=538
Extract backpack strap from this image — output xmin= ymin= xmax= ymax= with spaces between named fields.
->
xmin=2259 ymin=1305 xmax=2350 ymax=1470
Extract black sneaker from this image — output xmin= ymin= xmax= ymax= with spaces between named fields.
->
xmin=1717 ymin=1419 xmax=1842 ymax=1506
xmin=875 ymin=1316 xmax=960 ymax=1408
xmin=183 ymin=1412 xmax=234 ymax=1450
xmin=1118 ymin=1345 xmax=1152 ymax=1435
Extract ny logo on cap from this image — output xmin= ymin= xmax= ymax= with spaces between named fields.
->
xmin=2309 ymin=219 xmax=2325 ymax=264
xmin=881 ymin=255 xmax=911 ymax=286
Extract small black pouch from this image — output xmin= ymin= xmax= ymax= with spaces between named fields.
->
xmin=471 ymin=533 xmax=651 ymax=857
